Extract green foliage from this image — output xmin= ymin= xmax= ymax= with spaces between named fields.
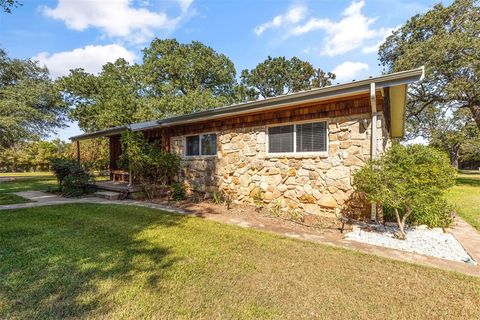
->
xmin=252 ymin=190 xmax=264 ymax=210
xmin=119 ymin=131 xmax=181 ymax=199
xmin=240 ymin=56 xmax=335 ymax=99
xmin=212 ymin=191 xmax=223 ymax=205
xmin=50 ymin=158 xmax=76 ymax=185
xmin=50 ymin=158 xmax=91 ymax=196
xmin=61 ymin=39 xmax=239 ymax=133
xmin=353 ymin=143 xmax=456 ymax=238
xmin=378 ymin=0 xmax=480 ymax=136
xmin=0 ymin=48 xmax=66 ymax=147
xmin=61 ymin=166 xmax=91 ymax=197
xmin=1 ymin=0 xmax=21 ymax=13
xmin=0 ymin=139 xmax=67 ymax=172
xmin=170 ymin=183 xmax=186 ymax=201
xmin=59 ymin=59 xmax=156 ymax=132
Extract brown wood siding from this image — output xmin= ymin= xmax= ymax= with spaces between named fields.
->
xmin=159 ymin=93 xmax=383 ymax=146
xmin=109 ymin=135 xmax=122 ymax=171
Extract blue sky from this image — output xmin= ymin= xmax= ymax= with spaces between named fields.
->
xmin=0 ymin=0 xmax=442 ymax=140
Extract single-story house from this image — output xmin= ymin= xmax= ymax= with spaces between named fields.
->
xmin=70 ymin=67 xmax=424 ymax=220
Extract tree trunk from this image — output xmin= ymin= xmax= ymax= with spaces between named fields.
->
xmin=469 ymin=104 xmax=480 ymax=131
xmin=394 ymin=207 xmax=413 ymax=240
xmin=450 ymin=149 xmax=460 ymax=169
xmin=394 ymin=208 xmax=406 ymax=240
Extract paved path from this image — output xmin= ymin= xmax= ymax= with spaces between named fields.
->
xmin=2 ymin=191 xmax=480 ymax=277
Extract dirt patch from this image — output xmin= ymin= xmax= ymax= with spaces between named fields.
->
xmin=151 ymin=197 xmax=347 ymax=240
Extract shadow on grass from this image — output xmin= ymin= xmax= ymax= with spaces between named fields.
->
xmin=456 ymin=177 xmax=480 ymax=187
xmin=0 ymin=204 xmax=187 ymax=319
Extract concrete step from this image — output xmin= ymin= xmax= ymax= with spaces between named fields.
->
xmin=93 ymin=191 xmax=123 ymax=200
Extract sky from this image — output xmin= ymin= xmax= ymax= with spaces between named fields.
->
xmin=0 ymin=0 xmax=442 ymax=141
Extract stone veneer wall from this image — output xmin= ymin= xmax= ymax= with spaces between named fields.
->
xmin=170 ymin=112 xmax=389 ymax=217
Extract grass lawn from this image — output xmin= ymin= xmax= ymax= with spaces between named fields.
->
xmin=0 ymin=172 xmax=57 ymax=194
xmin=0 ymin=173 xmax=56 ymax=205
xmin=0 ymin=193 xmax=29 ymax=205
xmin=1 ymin=204 xmax=479 ymax=319
xmin=448 ymin=171 xmax=480 ymax=231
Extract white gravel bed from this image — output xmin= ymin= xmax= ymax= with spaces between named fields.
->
xmin=346 ymin=225 xmax=476 ymax=265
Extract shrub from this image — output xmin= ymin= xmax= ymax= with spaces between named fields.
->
xmin=119 ymin=132 xmax=181 ymax=199
xmin=51 ymin=158 xmax=77 ymax=185
xmin=50 ymin=158 xmax=91 ymax=197
xmin=171 ymin=183 xmax=186 ymax=201
xmin=353 ymin=143 xmax=456 ymax=239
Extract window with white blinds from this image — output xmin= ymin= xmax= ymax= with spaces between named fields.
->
xmin=296 ymin=121 xmax=327 ymax=152
xmin=267 ymin=121 xmax=327 ymax=154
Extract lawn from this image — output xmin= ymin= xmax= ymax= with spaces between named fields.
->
xmin=1 ymin=204 xmax=479 ymax=319
xmin=0 ymin=172 xmax=56 ymax=194
xmin=0 ymin=193 xmax=30 ymax=205
xmin=448 ymin=171 xmax=480 ymax=231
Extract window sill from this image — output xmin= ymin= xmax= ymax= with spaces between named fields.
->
xmin=264 ymin=152 xmax=329 ymax=159
xmin=182 ymin=155 xmax=217 ymax=160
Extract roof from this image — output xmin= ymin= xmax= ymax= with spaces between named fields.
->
xmin=70 ymin=67 xmax=424 ymax=141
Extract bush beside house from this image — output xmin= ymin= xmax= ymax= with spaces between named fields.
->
xmin=50 ymin=158 xmax=92 ymax=197
xmin=353 ymin=143 xmax=456 ymax=239
xmin=119 ymin=132 xmax=182 ymax=200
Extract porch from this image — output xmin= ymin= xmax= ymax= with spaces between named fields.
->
xmin=92 ymin=180 xmax=142 ymax=198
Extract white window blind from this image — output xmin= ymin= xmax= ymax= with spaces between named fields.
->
xmin=296 ymin=121 xmax=327 ymax=152
xmin=268 ymin=121 xmax=327 ymax=154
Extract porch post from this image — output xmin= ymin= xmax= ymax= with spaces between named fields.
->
xmin=370 ymin=82 xmax=377 ymax=222
xmin=76 ymin=140 xmax=81 ymax=164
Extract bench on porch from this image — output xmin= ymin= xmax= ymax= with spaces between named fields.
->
xmin=111 ymin=170 xmax=130 ymax=183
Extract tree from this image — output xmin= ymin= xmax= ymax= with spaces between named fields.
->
xmin=427 ymin=108 xmax=479 ymax=168
xmin=1 ymin=0 xmax=21 ymax=13
xmin=59 ymin=59 xmax=156 ymax=132
xmin=0 ymin=49 xmax=66 ymax=147
xmin=60 ymin=39 xmax=239 ymax=133
xmin=240 ymin=56 xmax=335 ymax=99
xmin=379 ymin=0 xmax=480 ymax=132
xmin=142 ymin=39 xmax=238 ymax=115
xmin=353 ymin=143 xmax=456 ymax=239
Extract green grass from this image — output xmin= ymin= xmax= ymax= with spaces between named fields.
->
xmin=448 ymin=171 xmax=480 ymax=231
xmin=1 ymin=204 xmax=479 ymax=319
xmin=0 ymin=173 xmax=56 ymax=194
xmin=0 ymin=193 xmax=29 ymax=205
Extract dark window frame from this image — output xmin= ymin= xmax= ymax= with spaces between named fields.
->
xmin=184 ymin=133 xmax=218 ymax=157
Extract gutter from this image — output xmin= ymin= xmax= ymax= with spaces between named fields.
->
xmin=370 ymin=82 xmax=378 ymax=222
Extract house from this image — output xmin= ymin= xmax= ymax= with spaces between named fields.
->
xmin=70 ymin=67 xmax=424 ymax=221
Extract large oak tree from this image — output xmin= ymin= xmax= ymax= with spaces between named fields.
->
xmin=0 ymin=49 xmax=66 ymax=148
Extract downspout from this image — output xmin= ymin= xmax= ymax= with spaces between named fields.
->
xmin=370 ymin=82 xmax=377 ymax=222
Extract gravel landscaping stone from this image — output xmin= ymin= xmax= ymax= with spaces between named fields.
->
xmin=346 ymin=225 xmax=476 ymax=265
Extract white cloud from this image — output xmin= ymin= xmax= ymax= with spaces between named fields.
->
xmin=254 ymin=6 xmax=307 ymax=35
xmin=332 ymin=61 xmax=369 ymax=83
xmin=361 ymin=26 xmax=397 ymax=54
xmin=291 ymin=1 xmax=385 ymax=56
xmin=42 ymin=0 xmax=193 ymax=43
xmin=34 ymin=44 xmax=137 ymax=79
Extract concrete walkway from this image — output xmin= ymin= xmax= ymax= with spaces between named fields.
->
xmin=2 ymin=191 xmax=480 ymax=277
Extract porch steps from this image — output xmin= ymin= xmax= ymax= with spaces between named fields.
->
xmin=93 ymin=191 xmax=123 ymax=200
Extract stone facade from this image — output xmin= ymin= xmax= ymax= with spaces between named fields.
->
xmin=171 ymin=112 xmax=389 ymax=218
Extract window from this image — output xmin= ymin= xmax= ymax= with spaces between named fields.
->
xmin=185 ymin=133 xmax=217 ymax=156
xmin=268 ymin=125 xmax=294 ymax=153
xmin=296 ymin=121 xmax=327 ymax=152
xmin=267 ymin=121 xmax=327 ymax=154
